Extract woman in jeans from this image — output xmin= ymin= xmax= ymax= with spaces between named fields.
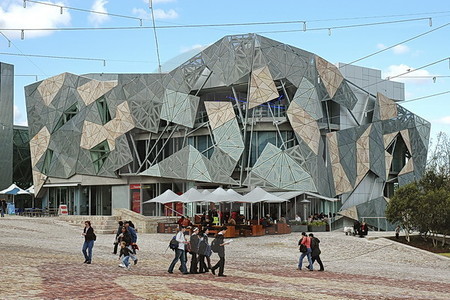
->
xmin=298 ymin=231 xmax=313 ymax=271
xmin=168 ymin=226 xmax=189 ymax=274
xmin=82 ymin=221 xmax=96 ymax=264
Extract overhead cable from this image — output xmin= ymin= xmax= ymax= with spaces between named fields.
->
xmin=340 ymin=22 xmax=450 ymax=68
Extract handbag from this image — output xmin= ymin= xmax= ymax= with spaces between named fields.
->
xmin=299 ymin=244 xmax=307 ymax=253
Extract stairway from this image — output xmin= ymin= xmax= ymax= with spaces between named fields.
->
xmin=58 ymin=215 xmax=120 ymax=234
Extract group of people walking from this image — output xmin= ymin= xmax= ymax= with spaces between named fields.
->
xmin=168 ymin=226 xmax=229 ymax=277
xmin=82 ymin=220 xmax=324 ymax=276
xmin=298 ymin=232 xmax=324 ymax=271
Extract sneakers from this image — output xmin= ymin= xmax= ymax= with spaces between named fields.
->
xmin=118 ymin=263 xmax=126 ymax=268
xmin=211 ymin=268 xmax=216 ymax=275
xmin=134 ymin=259 xmax=138 ymax=265
xmin=218 ymin=274 xmax=227 ymax=277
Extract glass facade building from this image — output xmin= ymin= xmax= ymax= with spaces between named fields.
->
xmin=24 ymin=34 xmax=430 ymax=228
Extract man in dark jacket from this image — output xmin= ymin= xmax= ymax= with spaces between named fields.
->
xmin=124 ymin=221 xmax=138 ymax=264
xmin=1 ymin=199 xmax=7 ymax=217
xmin=211 ymin=227 xmax=228 ymax=277
xmin=189 ymin=227 xmax=200 ymax=274
xmin=113 ymin=221 xmax=124 ymax=254
xmin=308 ymin=233 xmax=324 ymax=271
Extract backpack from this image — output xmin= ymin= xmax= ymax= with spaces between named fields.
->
xmin=211 ymin=238 xmax=220 ymax=253
xmin=169 ymin=236 xmax=179 ymax=251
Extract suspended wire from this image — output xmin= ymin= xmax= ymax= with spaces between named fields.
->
xmin=340 ymin=22 xmax=450 ymax=68
xmin=0 ymin=17 xmax=435 ymax=33
xmin=0 ymin=51 xmax=106 ymax=64
xmin=22 ymin=0 xmax=450 ymax=28
xmin=401 ymin=90 xmax=450 ymax=103
xmin=256 ymin=17 xmax=432 ymax=34
xmin=24 ymin=0 xmax=143 ymax=24
xmin=0 ymin=31 xmax=48 ymax=77
xmin=149 ymin=0 xmax=162 ymax=73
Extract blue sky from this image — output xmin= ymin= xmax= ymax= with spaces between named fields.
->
xmin=1 ymin=0 xmax=449 ymax=141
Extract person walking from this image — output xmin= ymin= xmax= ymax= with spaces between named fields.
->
xmin=124 ymin=221 xmax=138 ymax=265
xmin=308 ymin=233 xmax=324 ymax=271
xmin=298 ymin=232 xmax=313 ymax=271
xmin=211 ymin=227 xmax=228 ymax=277
xmin=198 ymin=228 xmax=212 ymax=273
xmin=0 ymin=199 xmax=7 ymax=217
xmin=168 ymin=226 xmax=189 ymax=274
xmin=189 ymin=227 xmax=200 ymax=274
xmin=82 ymin=221 xmax=96 ymax=264
xmin=118 ymin=241 xmax=134 ymax=270
xmin=112 ymin=221 xmax=124 ymax=254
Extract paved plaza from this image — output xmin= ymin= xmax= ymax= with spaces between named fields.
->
xmin=0 ymin=216 xmax=449 ymax=299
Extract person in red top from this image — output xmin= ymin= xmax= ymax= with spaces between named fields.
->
xmin=298 ymin=232 xmax=313 ymax=271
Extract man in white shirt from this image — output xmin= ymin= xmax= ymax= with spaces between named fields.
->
xmin=168 ymin=226 xmax=189 ymax=274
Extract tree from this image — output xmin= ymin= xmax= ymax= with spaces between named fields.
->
xmin=385 ymin=182 xmax=419 ymax=242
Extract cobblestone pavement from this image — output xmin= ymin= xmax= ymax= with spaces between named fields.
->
xmin=0 ymin=216 xmax=449 ymax=300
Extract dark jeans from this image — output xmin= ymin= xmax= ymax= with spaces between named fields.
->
xmin=198 ymin=254 xmax=207 ymax=272
xmin=212 ymin=256 xmax=225 ymax=275
xmin=113 ymin=242 xmax=118 ymax=254
xmin=312 ymin=255 xmax=324 ymax=270
xmin=82 ymin=240 xmax=94 ymax=262
xmin=190 ymin=253 xmax=198 ymax=274
xmin=168 ymin=249 xmax=187 ymax=273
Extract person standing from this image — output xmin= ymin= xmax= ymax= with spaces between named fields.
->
xmin=298 ymin=232 xmax=313 ymax=271
xmin=189 ymin=227 xmax=200 ymax=274
xmin=0 ymin=199 xmax=7 ymax=217
xmin=168 ymin=226 xmax=189 ymax=274
xmin=112 ymin=221 xmax=124 ymax=255
xmin=82 ymin=221 xmax=96 ymax=264
xmin=308 ymin=233 xmax=324 ymax=271
xmin=211 ymin=227 xmax=228 ymax=277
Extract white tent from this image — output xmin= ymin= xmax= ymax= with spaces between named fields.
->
xmin=178 ymin=187 xmax=207 ymax=203
xmin=203 ymin=187 xmax=242 ymax=203
xmin=143 ymin=189 xmax=180 ymax=204
xmin=25 ymin=186 xmax=35 ymax=195
xmin=242 ymin=187 xmax=285 ymax=203
xmin=0 ymin=184 xmax=29 ymax=204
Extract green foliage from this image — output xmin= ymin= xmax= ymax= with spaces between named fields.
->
xmin=386 ymin=169 xmax=450 ymax=246
xmin=309 ymin=220 xmax=327 ymax=226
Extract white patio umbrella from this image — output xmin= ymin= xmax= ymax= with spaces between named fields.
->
xmin=178 ymin=187 xmax=207 ymax=203
xmin=241 ymin=187 xmax=286 ymax=224
xmin=0 ymin=183 xmax=29 ymax=204
xmin=143 ymin=189 xmax=180 ymax=204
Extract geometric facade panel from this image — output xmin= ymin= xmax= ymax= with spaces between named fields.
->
xmin=160 ymin=89 xmax=200 ymax=128
xmin=76 ymin=79 xmax=118 ymax=106
xmin=248 ymin=66 xmax=279 ymax=109
xmin=287 ymin=101 xmax=320 ymax=155
xmin=327 ymin=132 xmax=353 ymax=195
xmin=204 ymin=101 xmax=236 ymax=130
xmin=315 ymin=56 xmax=343 ymax=98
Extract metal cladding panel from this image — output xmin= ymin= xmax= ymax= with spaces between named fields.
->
xmin=0 ymin=63 xmax=14 ymax=189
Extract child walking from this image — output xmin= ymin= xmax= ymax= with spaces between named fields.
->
xmin=118 ymin=241 xmax=133 ymax=270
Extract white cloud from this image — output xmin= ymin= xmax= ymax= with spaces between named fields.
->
xmin=153 ymin=8 xmax=178 ymax=19
xmin=132 ymin=7 xmax=149 ymax=19
xmin=383 ymin=64 xmax=433 ymax=85
xmin=376 ymin=43 xmax=386 ymax=50
xmin=133 ymin=7 xmax=178 ymax=20
xmin=180 ymin=44 xmax=207 ymax=53
xmin=0 ymin=0 xmax=71 ymax=39
xmin=14 ymin=105 xmax=28 ymax=126
xmin=435 ymin=116 xmax=450 ymax=125
xmin=392 ymin=44 xmax=410 ymax=55
xmin=88 ymin=0 xmax=110 ymax=26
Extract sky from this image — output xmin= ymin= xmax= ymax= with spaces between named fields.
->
xmin=1 ymin=0 xmax=449 ymax=142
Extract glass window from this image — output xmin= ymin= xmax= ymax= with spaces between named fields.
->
xmin=54 ymin=103 xmax=78 ymax=132
xmin=90 ymin=140 xmax=110 ymax=173
xmin=96 ymin=96 xmax=112 ymax=125
xmin=42 ymin=149 xmax=53 ymax=175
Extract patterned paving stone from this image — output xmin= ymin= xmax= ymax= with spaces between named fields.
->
xmin=0 ymin=216 xmax=449 ymax=299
